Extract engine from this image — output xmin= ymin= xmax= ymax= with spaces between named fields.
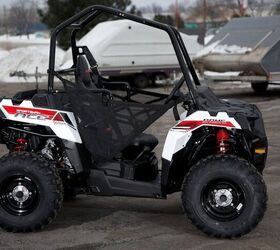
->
xmin=0 ymin=126 xmax=74 ymax=173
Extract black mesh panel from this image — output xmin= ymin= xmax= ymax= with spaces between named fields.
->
xmin=63 ymin=80 xmax=172 ymax=161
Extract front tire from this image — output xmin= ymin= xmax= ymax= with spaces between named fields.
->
xmin=182 ymin=155 xmax=267 ymax=238
xmin=0 ymin=152 xmax=63 ymax=232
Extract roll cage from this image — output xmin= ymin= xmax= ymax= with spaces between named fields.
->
xmin=47 ymin=5 xmax=201 ymax=107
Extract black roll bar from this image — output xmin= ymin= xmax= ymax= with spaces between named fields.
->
xmin=48 ymin=5 xmax=200 ymax=106
xmin=172 ymin=28 xmax=201 ymax=86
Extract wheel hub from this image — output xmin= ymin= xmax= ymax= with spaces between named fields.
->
xmin=201 ymin=179 xmax=245 ymax=222
xmin=11 ymin=184 xmax=31 ymax=203
xmin=0 ymin=175 xmax=39 ymax=216
xmin=214 ymin=189 xmax=233 ymax=207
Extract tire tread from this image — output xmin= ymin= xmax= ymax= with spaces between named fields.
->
xmin=181 ymin=155 xmax=267 ymax=238
xmin=0 ymin=152 xmax=63 ymax=232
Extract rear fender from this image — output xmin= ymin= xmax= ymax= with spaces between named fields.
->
xmin=0 ymin=99 xmax=82 ymax=143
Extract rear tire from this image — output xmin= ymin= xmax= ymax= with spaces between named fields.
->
xmin=0 ymin=152 xmax=63 ymax=232
xmin=251 ymin=82 xmax=268 ymax=93
xmin=134 ymin=74 xmax=149 ymax=88
xmin=181 ymin=155 xmax=267 ymax=238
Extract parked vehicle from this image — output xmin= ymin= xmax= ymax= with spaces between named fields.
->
xmin=62 ymin=19 xmax=202 ymax=88
xmin=193 ymin=15 xmax=280 ymax=93
xmin=0 ymin=6 xmax=267 ymax=238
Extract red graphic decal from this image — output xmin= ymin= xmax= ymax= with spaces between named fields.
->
xmin=3 ymin=105 xmax=57 ymax=120
xmin=53 ymin=113 xmax=64 ymax=122
xmin=174 ymin=120 xmax=235 ymax=131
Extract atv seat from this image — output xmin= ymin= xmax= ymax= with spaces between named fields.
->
xmin=76 ymin=55 xmax=97 ymax=89
xmin=133 ymin=133 xmax=158 ymax=151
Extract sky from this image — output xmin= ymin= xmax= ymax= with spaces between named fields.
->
xmin=0 ymin=0 xmax=191 ymax=9
xmin=132 ymin=0 xmax=185 ymax=8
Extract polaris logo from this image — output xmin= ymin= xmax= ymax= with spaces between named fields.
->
xmin=203 ymin=119 xmax=225 ymax=122
xmin=14 ymin=112 xmax=48 ymax=120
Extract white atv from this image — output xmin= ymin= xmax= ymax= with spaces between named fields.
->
xmin=0 ymin=6 xmax=267 ymax=238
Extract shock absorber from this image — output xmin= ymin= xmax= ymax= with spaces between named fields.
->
xmin=216 ymin=129 xmax=230 ymax=154
xmin=14 ymin=138 xmax=27 ymax=152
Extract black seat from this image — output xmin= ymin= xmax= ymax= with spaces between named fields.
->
xmin=133 ymin=133 xmax=158 ymax=150
xmin=75 ymin=55 xmax=97 ymax=88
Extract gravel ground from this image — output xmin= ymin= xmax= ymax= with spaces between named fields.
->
xmin=0 ymin=82 xmax=279 ymax=250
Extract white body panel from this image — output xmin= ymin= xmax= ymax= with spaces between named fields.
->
xmin=0 ymin=99 xmax=241 ymax=161
xmin=0 ymin=99 xmax=82 ymax=143
xmin=162 ymin=111 xmax=241 ymax=161
xmin=162 ymin=130 xmax=192 ymax=161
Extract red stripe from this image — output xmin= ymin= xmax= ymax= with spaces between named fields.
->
xmin=3 ymin=106 xmax=57 ymax=120
xmin=175 ymin=120 xmax=235 ymax=130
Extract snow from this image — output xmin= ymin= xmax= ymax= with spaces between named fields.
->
xmin=211 ymin=44 xmax=252 ymax=54
xmin=204 ymin=35 xmax=214 ymax=45
xmin=204 ymin=71 xmax=240 ymax=76
xmin=195 ymin=40 xmax=252 ymax=58
xmin=195 ymin=40 xmax=221 ymax=58
xmin=0 ymin=34 xmax=49 ymax=46
xmin=0 ymin=34 xmax=64 ymax=83
xmin=0 ymin=49 xmax=9 ymax=60
xmin=0 ymin=46 xmax=65 ymax=83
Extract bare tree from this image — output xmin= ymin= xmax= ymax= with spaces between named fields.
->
xmin=238 ymin=0 xmax=276 ymax=17
xmin=0 ymin=6 xmax=10 ymax=36
xmin=275 ymin=1 xmax=280 ymax=14
xmin=187 ymin=0 xmax=225 ymax=21
xmin=152 ymin=4 xmax=174 ymax=26
xmin=246 ymin=0 xmax=265 ymax=16
xmin=138 ymin=6 xmax=152 ymax=14
xmin=168 ymin=1 xmax=188 ymax=13
xmin=152 ymin=4 xmax=163 ymax=15
xmin=9 ymin=0 xmax=38 ymax=37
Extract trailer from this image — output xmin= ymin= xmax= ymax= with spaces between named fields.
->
xmin=193 ymin=15 xmax=280 ymax=93
xmin=62 ymin=19 xmax=203 ymax=88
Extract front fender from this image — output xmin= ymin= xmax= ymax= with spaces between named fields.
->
xmin=162 ymin=110 xmax=241 ymax=162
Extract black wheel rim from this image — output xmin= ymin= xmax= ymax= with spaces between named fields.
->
xmin=0 ymin=175 xmax=40 ymax=216
xmin=201 ymin=179 xmax=245 ymax=222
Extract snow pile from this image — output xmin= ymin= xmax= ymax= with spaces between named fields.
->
xmin=211 ymin=44 xmax=252 ymax=54
xmin=204 ymin=71 xmax=240 ymax=76
xmin=204 ymin=35 xmax=214 ymax=45
xmin=0 ymin=49 xmax=9 ymax=60
xmin=0 ymin=46 xmax=65 ymax=83
xmin=0 ymin=34 xmax=50 ymax=45
xmin=195 ymin=40 xmax=221 ymax=58
xmin=195 ymin=40 xmax=252 ymax=58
